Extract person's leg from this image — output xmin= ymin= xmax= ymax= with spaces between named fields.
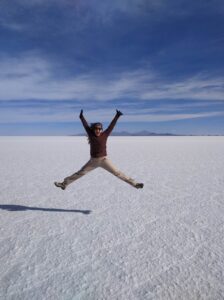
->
xmin=64 ymin=158 xmax=99 ymax=187
xmin=100 ymin=157 xmax=141 ymax=188
xmin=55 ymin=158 xmax=98 ymax=189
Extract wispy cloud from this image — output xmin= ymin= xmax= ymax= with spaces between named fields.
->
xmin=79 ymin=108 xmax=224 ymax=123
xmin=141 ymin=75 xmax=224 ymax=101
xmin=123 ymin=111 xmax=224 ymax=122
xmin=0 ymin=19 xmax=25 ymax=31
xmin=4 ymin=0 xmax=224 ymax=18
xmin=0 ymin=53 xmax=223 ymax=102
xmin=1 ymin=101 xmax=224 ymax=124
xmin=1 ymin=0 xmax=223 ymax=37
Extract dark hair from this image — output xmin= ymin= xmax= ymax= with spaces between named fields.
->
xmin=90 ymin=122 xmax=103 ymax=130
xmin=87 ymin=122 xmax=103 ymax=144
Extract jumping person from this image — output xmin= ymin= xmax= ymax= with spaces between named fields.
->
xmin=54 ymin=110 xmax=144 ymax=190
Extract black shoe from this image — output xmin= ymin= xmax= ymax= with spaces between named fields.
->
xmin=135 ymin=183 xmax=144 ymax=189
xmin=54 ymin=182 xmax=66 ymax=190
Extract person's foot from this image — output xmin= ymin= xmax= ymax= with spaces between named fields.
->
xmin=135 ymin=183 xmax=144 ymax=189
xmin=54 ymin=182 xmax=66 ymax=190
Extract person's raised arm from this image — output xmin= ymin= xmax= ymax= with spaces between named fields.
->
xmin=79 ymin=110 xmax=91 ymax=135
xmin=104 ymin=109 xmax=123 ymax=136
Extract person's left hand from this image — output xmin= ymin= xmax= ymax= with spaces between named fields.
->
xmin=116 ymin=109 xmax=123 ymax=117
xmin=79 ymin=109 xmax=83 ymax=118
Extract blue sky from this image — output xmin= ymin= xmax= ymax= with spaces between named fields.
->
xmin=0 ymin=0 xmax=224 ymax=135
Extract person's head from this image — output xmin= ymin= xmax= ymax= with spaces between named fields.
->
xmin=90 ymin=122 xmax=103 ymax=137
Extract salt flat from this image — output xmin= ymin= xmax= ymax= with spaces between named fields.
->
xmin=0 ymin=136 xmax=224 ymax=300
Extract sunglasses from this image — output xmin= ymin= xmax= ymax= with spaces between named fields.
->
xmin=94 ymin=127 xmax=102 ymax=131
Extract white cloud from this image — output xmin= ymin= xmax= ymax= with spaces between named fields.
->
xmin=13 ymin=0 xmax=224 ymax=17
xmin=1 ymin=0 xmax=223 ymax=36
xmin=78 ymin=108 xmax=224 ymax=123
xmin=0 ymin=20 xmax=25 ymax=31
xmin=0 ymin=53 xmax=223 ymax=102
xmin=123 ymin=111 xmax=224 ymax=122
xmin=1 ymin=103 xmax=224 ymax=125
xmin=141 ymin=75 xmax=224 ymax=101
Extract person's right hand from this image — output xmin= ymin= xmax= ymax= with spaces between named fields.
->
xmin=79 ymin=109 xmax=83 ymax=118
xmin=116 ymin=109 xmax=123 ymax=117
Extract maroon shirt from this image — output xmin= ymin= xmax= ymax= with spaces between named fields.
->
xmin=80 ymin=114 xmax=120 ymax=158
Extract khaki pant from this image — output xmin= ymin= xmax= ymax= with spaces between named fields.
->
xmin=63 ymin=156 xmax=137 ymax=188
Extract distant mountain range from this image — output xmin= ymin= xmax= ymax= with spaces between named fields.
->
xmin=111 ymin=131 xmax=178 ymax=136
xmin=74 ymin=130 xmax=179 ymax=136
